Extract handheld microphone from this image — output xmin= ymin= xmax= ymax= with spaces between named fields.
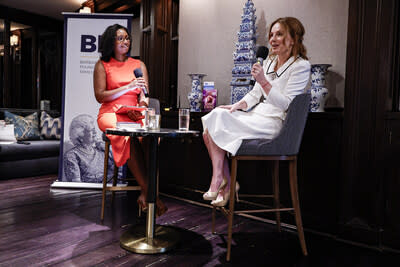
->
xmin=250 ymin=46 xmax=269 ymax=86
xmin=133 ymin=68 xmax=149 ymax=97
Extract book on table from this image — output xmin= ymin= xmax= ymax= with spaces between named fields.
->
xmin=116 ymin=121 xmax=142 ymax=130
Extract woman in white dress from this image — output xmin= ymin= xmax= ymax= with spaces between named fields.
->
xmin=202 ymin=17 xmax=311 ymax=206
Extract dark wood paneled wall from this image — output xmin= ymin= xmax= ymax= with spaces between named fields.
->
xmin=341 ymin=0 xmax=400 ymax=246
xmin=140 ymin=0 xmax=178 ymax=109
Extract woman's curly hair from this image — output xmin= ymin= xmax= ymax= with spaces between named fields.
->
xmin=99 ymin=24 xmax=131 ymax=62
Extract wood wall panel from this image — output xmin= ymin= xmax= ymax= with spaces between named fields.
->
xmin=141 ymin=0 xmax=177 ymax=108
xmin=341 ymin=0 xmax=399 ymax=247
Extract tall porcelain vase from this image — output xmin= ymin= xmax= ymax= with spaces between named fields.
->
xmin=310 ymin=64 xmax=331 ymax=112
xmin=187 ymin=74 xmax=206 ymax=112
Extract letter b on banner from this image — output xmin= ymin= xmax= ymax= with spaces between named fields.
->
xmin=81 ymin=35 xmax=96 ymax=52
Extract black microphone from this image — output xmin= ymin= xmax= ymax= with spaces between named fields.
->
xmin=250 ymin=46 xmax=269 ymax=86
xmin=133 ymin=68 xmax=149 ymax=97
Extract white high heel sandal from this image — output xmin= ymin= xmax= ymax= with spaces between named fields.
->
xmin=203 ymin=176 xmax=227 ymax=200
xmin=211 ymin=182 xmax=240 ymax=207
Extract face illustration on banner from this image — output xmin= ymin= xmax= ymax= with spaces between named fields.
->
xmin=63 ymin=114 xmax=115 ymax=183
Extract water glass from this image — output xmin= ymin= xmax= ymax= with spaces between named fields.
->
xmin=179 ymin=108 xmax=190 ymax=131
xmin=144 ymin=108 xmax=155 ymax=128
xmin=148 ymin=114 xmax=161 ymax=131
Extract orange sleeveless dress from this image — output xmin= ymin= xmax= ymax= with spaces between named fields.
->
xmin=97 ymin=57 xmax=142 ymax=167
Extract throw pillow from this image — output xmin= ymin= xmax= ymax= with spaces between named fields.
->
xmin=4 ymin=111 xmax=40 ymax=140
xmin=40 ymin=111 xmax=61 ymax=139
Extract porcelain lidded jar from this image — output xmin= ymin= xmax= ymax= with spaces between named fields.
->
xmin=188 ymin=74 xmax=206 ymax=112
xmin=310 ymin=64 xmax=331 ymax=112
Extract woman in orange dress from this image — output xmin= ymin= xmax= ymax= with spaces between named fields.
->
xmin=93 ymin=24 xmax=166 ymax=216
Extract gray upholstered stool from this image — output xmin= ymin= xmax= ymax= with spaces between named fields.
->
xmin=211 ymin=93 xmax=310 ymax=261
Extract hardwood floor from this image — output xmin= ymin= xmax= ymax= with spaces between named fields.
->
xmin=0 ymin=175 xmax=399 ymax=267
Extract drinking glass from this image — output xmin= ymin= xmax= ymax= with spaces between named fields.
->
xmin=178 ymin=108 xmax=190 ymax=131
xmin=144 ymin=108 xmax=155 ymax=128
xmin=148 ymin=114 xmax=161 ymax=131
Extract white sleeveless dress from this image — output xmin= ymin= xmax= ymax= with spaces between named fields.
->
xmin=202 ymin=56 xmax=311 ymax=155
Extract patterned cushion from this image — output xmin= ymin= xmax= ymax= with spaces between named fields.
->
xmin=40 ymin=111 xmax=61 ymax=140
xmin=4 ymin=111 xmax=40 ymax=140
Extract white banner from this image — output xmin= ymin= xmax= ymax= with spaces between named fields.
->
xmin=55 ymin=13 xmax=132 ymax=187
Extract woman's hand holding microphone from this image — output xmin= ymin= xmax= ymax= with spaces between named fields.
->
xmin=218 ymin=62 xmax=271 ymax=113
xmin=126 ymin=77 xmax=148 ymax=121
xmin=126 ymin=77 xmax=147 ymax=91
xmin=101 ymin=77 xmax=147 ymax=103
xmin=251 ymin=62 xmax=271 ymax=94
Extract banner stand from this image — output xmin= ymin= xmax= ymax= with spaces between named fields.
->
xmin=51 ymin=13 xmax=132 ymax=189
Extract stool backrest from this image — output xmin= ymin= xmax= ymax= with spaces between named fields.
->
xmin=268 ymin=93 xmax=310 ymax=155
xmin=149 ymin=98 xmax=160 ymax=114
xmin=238 ymin=93 xmax=310 ymax=156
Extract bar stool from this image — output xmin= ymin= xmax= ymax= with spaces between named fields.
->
xmin=211 ymin=93 xmax=310 ymax=261
xmin=100 ymin=98 xmax=160 ymax=221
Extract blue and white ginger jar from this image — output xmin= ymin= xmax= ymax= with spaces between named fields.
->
xmin=310 ymin=64 xmax=331 ymax=112
xmin=187 ymin=74 xmax=206 ymax=112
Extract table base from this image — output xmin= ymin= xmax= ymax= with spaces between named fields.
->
xmin=120 ymin=225 xmax=180 ymax=254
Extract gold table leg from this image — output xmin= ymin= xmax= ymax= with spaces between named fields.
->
xmin=120 ymin=136 xmax=179 ymax=254
xmin=120 ymin=203 xmax=180 ymax=254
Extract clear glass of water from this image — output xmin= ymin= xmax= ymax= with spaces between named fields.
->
xmin=148 ymin=114 xmax=161 ymax=131
xmin=144 ymin=108 xmax=155 ymax=129
xmin=178 ymin=108 xmax=190 ymax=131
